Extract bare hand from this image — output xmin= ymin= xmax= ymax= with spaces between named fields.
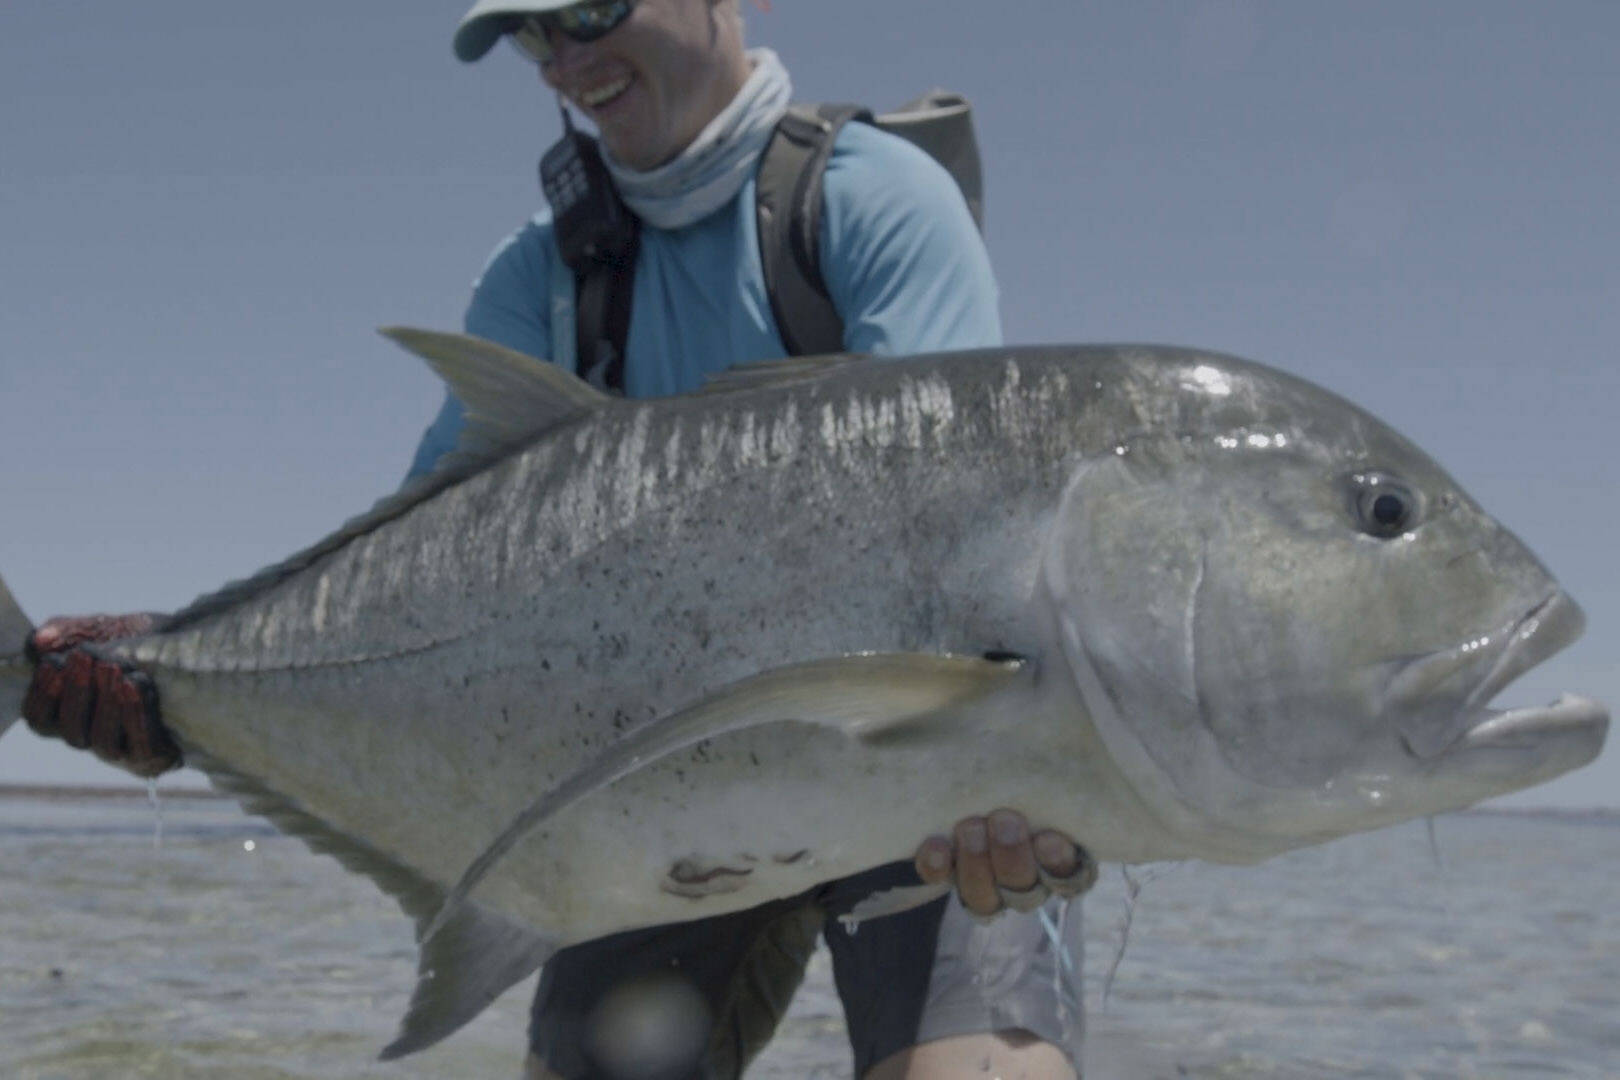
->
xmin=22 ymin=613 xmax=180 ymax=778
xmin=913 ymin=808 xmax=1096 ymax=917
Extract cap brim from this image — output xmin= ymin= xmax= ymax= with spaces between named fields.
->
xmin=454 ymin=0 xmax=576 ymax=62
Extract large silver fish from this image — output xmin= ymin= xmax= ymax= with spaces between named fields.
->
xmin=1 ymin=332 xmax=1606 ymax=1057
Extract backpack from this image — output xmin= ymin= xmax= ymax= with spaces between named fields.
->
xmin=574 ymin=91 xmax=983 ymax=391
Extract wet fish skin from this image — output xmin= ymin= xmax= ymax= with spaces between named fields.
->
xmin=1 ymin=333 xmax=1604 ymax=1057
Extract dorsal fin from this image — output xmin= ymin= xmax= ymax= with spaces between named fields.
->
xmin=164 ymin=330 xmax=610 ymax=632
xmin=380 ymin=327 xmax=615 ymax=471
xmin=695 ymin=352 xmax=869 ymax=396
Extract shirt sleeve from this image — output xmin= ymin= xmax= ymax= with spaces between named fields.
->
xmin=817 ymin=122 xmax=1003 ymax=356
xmin=405 ymin=217 xmax=558 ymax=481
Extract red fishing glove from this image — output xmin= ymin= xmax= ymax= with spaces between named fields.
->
xmin=22 ymin=613 xmax=181 ymax=778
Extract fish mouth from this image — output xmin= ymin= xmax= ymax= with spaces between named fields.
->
xmin=1395 ymin=591 xmax=1609 ymax=764
xmin=1452 ymin=692 xmax=1608 ymax=753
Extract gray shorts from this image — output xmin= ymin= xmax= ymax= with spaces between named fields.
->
xmin=526 ymin=861 xmax=1083 ymax=1078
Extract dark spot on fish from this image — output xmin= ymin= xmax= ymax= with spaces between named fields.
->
xmin=663 ymin=857 xmax=754 ymax=898
xmin=772 ymin=849 xmax=810 ymax=865
xmin=540 ymin=659 xmax=551 ymax=671
xmin=749 ymin=752 xmax=760 ymax=767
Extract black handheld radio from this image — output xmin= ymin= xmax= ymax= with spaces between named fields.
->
xmin=539 ymin=103 xmax=637 ymax=270
xmin=539 ymin=100 xmax=640 ymax=393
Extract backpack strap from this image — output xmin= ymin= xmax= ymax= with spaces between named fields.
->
xmin=574 ymin=220 xmax=640 ymax=395
xmin=755 ymin=104 xmax=872 ymax=357
xmin=570 ymin=102 xmax=867 ymax=379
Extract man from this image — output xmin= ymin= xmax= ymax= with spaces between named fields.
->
xmin=22 ymin=2 xmax=1092 ymax=1076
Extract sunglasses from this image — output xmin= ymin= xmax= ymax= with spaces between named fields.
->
xmin=510 ymin=0 xmax=639 ymax=63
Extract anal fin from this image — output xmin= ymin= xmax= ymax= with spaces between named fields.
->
xmin=378 ymin=901 xmax=555 ymax=1060
xmin=183 ymin=746 xmax=555 ymax=1059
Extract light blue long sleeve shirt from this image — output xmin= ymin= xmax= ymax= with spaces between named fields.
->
xmin=409 ymin=121 xmax=1001 ymax=478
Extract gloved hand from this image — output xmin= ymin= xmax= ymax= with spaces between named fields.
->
xmin=22 ymin=613 xmax=181 ymax=778
xmin=913 ymin=808 xmax=1097 ymax=917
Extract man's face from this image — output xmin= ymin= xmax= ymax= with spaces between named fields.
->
xmin=537 ymin=0 xmax=747 ymax=171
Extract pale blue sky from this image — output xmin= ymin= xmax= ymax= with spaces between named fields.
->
xmin=2 ymin=2 xmax=1616 ymax=805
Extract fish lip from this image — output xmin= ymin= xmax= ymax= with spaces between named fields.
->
xmin=1397 ymin=590 xmax=1599 ymax=761
xmin=1455 ymin=693 xmax=1609 ymax=753
xmin=1461 ymin=591 xmax=1584 ymax=712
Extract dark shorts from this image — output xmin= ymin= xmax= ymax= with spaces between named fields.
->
xmin=527 ymin=862 xmax=1083 ymax=1079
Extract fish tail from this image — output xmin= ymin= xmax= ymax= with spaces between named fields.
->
xmin=0 ymin=572 xmax=37 ymax=739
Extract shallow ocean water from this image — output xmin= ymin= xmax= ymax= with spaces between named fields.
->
xmin=1 ymin=791 xmax=1616 ymax=1079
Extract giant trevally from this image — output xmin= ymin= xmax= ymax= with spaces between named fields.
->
xmin=0 ymin=331 xmax=1606 ymax=1057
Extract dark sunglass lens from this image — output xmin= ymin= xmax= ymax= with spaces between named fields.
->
xmin=554 ymin=0 xmax=633 ymax=42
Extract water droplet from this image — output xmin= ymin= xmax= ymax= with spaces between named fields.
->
xmin=146 ymin=778 xmax=164 ymax=850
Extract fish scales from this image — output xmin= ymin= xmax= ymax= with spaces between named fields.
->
xmin=131 ymin=352 xmax=1100 ymax=925
xmin=3 ymin=336 xmax=1602 ymax=1057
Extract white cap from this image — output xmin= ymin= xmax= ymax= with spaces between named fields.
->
xmin=454 ymin=0 xmax=576 ymax=62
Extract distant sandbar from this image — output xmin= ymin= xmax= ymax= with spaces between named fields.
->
xmin=0 ymin=783 xmax=227 ymax=801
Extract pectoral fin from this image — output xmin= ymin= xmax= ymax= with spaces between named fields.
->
xmin=423 ymin=652 xmax=1027 ymax=943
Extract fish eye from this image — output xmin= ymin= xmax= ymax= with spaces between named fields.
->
xmin=1350 ymin=472 xmax=1420 ymax=538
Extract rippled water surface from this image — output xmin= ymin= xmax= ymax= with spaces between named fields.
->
xmin=2 ymin=792 xmax=1616 ymax=1078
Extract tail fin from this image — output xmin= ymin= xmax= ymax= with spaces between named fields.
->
xmin=0 ymin=574 xmax=36 ymax=738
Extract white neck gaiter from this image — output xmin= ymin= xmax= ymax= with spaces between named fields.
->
xmin=603 ymin=47 xmax=792 ymax=230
